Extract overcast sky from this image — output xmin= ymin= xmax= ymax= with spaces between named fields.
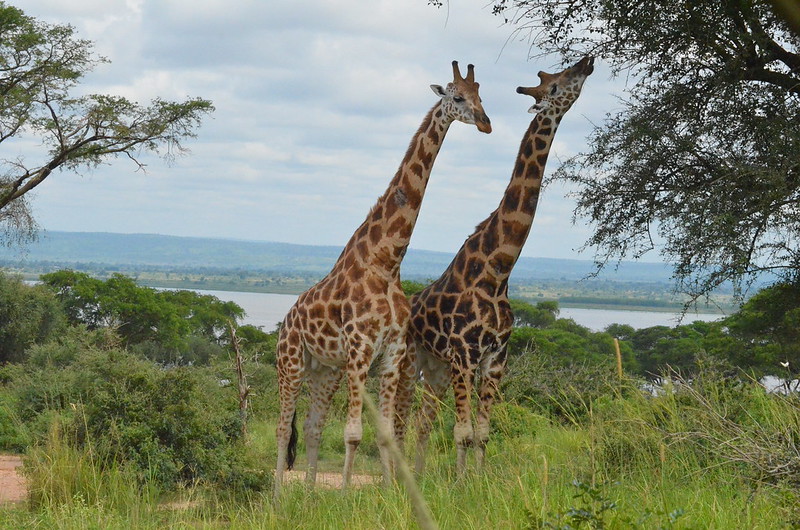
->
xmin=16 ymin=0 xmax=631 ymax=261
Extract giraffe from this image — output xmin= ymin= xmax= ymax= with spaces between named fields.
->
xmin=396 ymin=56 xmax=594 ymax=475
xmin=273 ymin=61 xmax=491 ymax=498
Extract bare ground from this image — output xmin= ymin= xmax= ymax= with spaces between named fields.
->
xmin=284 ymin=469 xmax=380 ymax=488
xmin=0 ymin=455 xmax=26 ymax=504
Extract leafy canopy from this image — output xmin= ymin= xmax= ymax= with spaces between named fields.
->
xmin=40 ymin=270 xmax=244 ymax=354
xmin=0 ymin=272 xmax=65 ymax=363
xmin=0 ymin=3 xmax=213 ymax=245
xmin=486 ymin=0 xmax=800 ymax=303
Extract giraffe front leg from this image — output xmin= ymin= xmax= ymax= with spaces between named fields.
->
xmin=342 ymin=345 xmax=373 ymax=489
xmin=377 ymin=339 xmax=406 ymax=484
xmin=303 ymin=361 xmax=342 ymax=487
xmin=451 ymin=353 xmax=476 ymax=474
xmin=414 ymin=350 xmax=450 ymax=475
xmin=475 ymin=349 xmax=507 ymax=470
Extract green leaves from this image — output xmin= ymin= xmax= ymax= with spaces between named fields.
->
xmin=0 ymin=272 xmax=65 ymax=363
xmin=492 ymin=0 xmax=800 ymax=301
xmin=40 ymin=270 xmax=244 ymax=356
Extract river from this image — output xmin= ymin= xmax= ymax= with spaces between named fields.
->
xmin=188 ymin=289 xmax=723 ymax=332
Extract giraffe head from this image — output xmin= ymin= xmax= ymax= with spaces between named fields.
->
xmin=431 ymin=61 xmax=492 ymax=134
xmin=516 ymin=56 xmax=594 ymax=115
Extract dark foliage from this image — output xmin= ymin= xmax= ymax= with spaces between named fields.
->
xmin=0 ymin=272 xmax=65 ymax=363
xmin=487 ymin=0 xmax=800 ymax=302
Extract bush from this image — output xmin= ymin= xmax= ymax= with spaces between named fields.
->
xmin=490 ymin=401 xmax=549 ymax=439
xmin=7 ymin=345 xmax=269 ymax=491
xmin=235 ymin=324 xmax=278 ymax=365
xmin=0 ymin=272 xmax=66 ymax=363
xmin=40 ymin=270 xmax=244 ymax=350
xmin=0 ymin=396 xmax=29 ymax=451
xmin=130 ymin=335 xmax=226 ymax=366
xmin=247 ymin=362 xmax=280 ymax=417
xmin=502 ymin=350 xmax=620 ymax=424
xmin=584 ymin=360 xmax=800 ymax=488
xmin=70 ymin=350 xmax=251 ymax=487
xmin=26 ymin=325 xmax=121 ymax=368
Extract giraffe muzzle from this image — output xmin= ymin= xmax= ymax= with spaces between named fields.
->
xmin=475 ymin=114 xmax=492 ymax=134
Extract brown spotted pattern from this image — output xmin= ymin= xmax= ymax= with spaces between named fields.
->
xmin=395 ymin=57 xmax=595 ymax=475
xmin=273 ymin=61 xmax=491 ymax=499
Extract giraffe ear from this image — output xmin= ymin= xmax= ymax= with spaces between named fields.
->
xmin=431 ymin=84 xmax=446 ymax=98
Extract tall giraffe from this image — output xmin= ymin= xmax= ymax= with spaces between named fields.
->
xmin=273 ymin=61 xmax=491 ymax=498
xmin=397 ymin=56 xmax=594 ymax=474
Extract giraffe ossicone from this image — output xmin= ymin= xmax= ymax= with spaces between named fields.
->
xmin=272 ymin=60 xmax=491 ymax=500
xmin=396 ymin=56 xmax=594 ymax=476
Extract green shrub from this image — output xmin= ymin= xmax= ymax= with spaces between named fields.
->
xmin=235 ymin=324 xmax=278 ymax=364
xmin=40 ymin=270 xmax=244 ymax=350
xmin=247 ymin=362 xmax=280 ymax=417
xmin=502 ymin=351 xmax=619 ymax=424
xmin=69 ymin=350 xmax=250 ymax=487
xmin=7 ymin=346 xmax=269 ymax=491
xmin=130 ymin=335 xmax=225 ymax=365
xmin=583 ymin=360 xmax=800 ymax=489
xmin=25 ymin=325 xmax=120 ymax=368
xmin=0 ymin=272 xmax=66 ymax=363
xmin=0 ymin=397 xmax=29 ymax=451
xmin=490 ymin=402 xmax=549 ymax=440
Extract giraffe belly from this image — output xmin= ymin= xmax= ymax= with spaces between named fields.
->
xmin=409 ymin=292 xmax=512 ymax=366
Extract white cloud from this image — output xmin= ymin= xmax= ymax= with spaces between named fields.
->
xmin=15 ymin=0 xmax=628 ymax=260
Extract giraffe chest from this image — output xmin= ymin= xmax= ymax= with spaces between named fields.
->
xmin=288 ymin=275 xmax=410 ymax=367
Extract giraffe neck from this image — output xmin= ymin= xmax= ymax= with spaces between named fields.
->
xmin=451 ymin=112 xmax=562 ymax=287
xmin=342 ymin=102 xmax=452 ymax=276
xmin=494 ymin=111 xmax=561 ymax=261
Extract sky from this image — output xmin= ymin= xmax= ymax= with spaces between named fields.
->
xmin=15 ymin=0 xmax=630 ymax=261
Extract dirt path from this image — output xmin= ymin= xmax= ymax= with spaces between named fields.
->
xmin=285 ymin=469 xmax=380 ymax=488
xmin=0 ymin=455 xmax=26 ymax=504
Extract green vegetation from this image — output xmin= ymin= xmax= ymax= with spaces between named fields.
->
xmin=0 ymin=273 xmax=65 ymax=363
xmin=486 ymin=0 xmax=800 ymax=307
xmin=1 ymin=269 xmax=800 ymax=527
xmin=40 ymin=270 xmax=244 ymax=357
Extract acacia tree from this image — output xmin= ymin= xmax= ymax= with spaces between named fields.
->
xmin=483 ymin=0 xmax=800 ymax=304
xmin=0 ymin=3 xmax=213 ymax=245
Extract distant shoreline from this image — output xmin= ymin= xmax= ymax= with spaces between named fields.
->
xmin=13 ymin=268 xmax=731 ymax=314
xmin=2 ymin=229 xmax=738 ymax=315
xmin=129 ymin=278 xmax=730 ymax=315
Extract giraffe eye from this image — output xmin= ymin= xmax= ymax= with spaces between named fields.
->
xmin=550 ymin=85 xmax=558 ymax=95
xmin=453 ymin=96 xmax=465 ymax=103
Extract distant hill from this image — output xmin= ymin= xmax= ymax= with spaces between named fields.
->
xmin=0 ymin=231 xmax=674 ymax=283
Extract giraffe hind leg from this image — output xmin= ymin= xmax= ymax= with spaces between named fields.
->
xmin=393 ymin=338 xmax=419 ymax=450
xmin=342 ymin=340 xmax=374 ymax=489
xmin=274 ymin=327 xmax=305 ymax=501
xmin=451 ymin=351 xmax=477 ymax=474
xmin=376 ymin=337 xmax=409 ymax=484
xmin=475 ymin=349 xmax=506 ymax=470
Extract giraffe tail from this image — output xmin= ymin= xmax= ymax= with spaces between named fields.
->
xmin=287 ymin=411 xmax=298 ymax=470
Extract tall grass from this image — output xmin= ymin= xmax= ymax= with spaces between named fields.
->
xmin=3 ymin=369 xmax=800 ymax=528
